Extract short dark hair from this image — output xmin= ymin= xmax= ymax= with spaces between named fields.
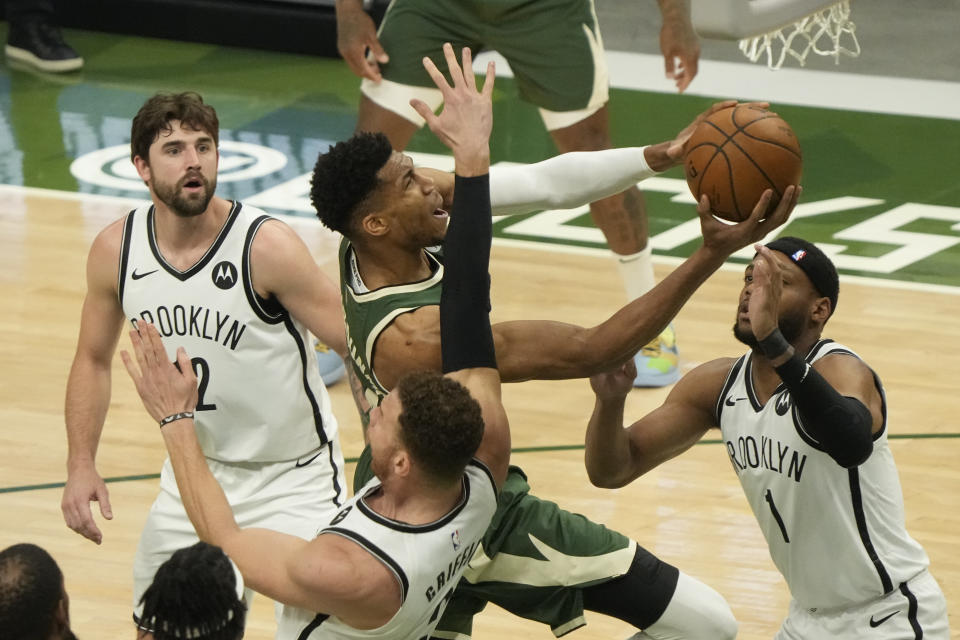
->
xmin=0 ymin=543 xmax=64 ymax=640
xmin=138 ymin=542 xmax=245 ymax=640
xmin=395 ymin=371 xmax=485 ymax=484
xmin=130 ymin=92 xmax=219 ymax=163
xmin=310 ymin=132 xmax=393 ymax=236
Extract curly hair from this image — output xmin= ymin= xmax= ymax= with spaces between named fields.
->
xmin=130 ymin=92 xmax=219 ymax=163
xmin=138 ymin=541 xmax=245 ymax=640
xmin=396 ymin=371 xmax=485 ymax=484
xmin=310 ymin=132 xmax=393 ymax=237
xmin=0 ymin=543 xmax=64 ymax=640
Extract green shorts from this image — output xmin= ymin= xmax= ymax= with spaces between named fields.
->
xmin=353 ymin=449 xmax=635 ymax=638
xmin=374 ymin=0 xmax=608 ymax=113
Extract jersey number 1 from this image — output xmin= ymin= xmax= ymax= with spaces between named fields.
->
xmin=765 ymin=489 xmax=790 ymax=543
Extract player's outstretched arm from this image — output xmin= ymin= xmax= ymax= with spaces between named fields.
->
xmin=585 ymin=358 xmax=731 ymax=488
xmin=412 ymin=44 xmax=510 ymax=487
xmin=490 ymin=187 xmax=800 ymax=382
xmin=119 ymin=322 xmax=378 ymax=617
xmin=62 ymin=220 xmax=127 ymax=545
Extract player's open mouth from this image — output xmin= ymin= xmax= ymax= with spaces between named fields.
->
xmin=182 ymin=176 xmax=204 ymax=191
xmin=433 ymin=208 xmax=448 ymax=219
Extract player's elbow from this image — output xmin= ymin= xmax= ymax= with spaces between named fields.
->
xmin=828 ymin=436 xmax=873 ymax=468
xmin=586 ymin=463 xmax=629 ymax=489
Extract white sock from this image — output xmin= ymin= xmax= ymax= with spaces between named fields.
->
xmin=614 ymin=246 xmax=656 ymax=302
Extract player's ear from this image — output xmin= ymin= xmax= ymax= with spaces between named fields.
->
xmin=133 ymin=155 xmax=151 ymax=184
xmin=811 ymin=296 xmax=831 ymax=323
xmin=362 ymin=212 xmax=389 ymax=238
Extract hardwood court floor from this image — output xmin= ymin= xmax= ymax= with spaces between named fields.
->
xmin=1 ymin=189 xmax=956 ymax=638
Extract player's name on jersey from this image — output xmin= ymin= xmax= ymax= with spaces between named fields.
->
xmin=725 ymin=433 xmax=808 ymax=484
xmin=425 ymin=537 xmax=482 ymax=603
xmin=132 ymin=305 xmax=247 ymax=351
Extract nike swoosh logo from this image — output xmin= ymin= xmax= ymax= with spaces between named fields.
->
xmin=869 ymin=611 xmax=899 ymax=627
xmin=131 ymin=269 xmax=158 ymax=280
xmin=724 ymin=396 xmax=748 ymax=406
xmin=295 ymin=451 xmax=323 ymax=468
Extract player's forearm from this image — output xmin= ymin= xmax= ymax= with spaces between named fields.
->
xmin=584 ymin=396 xmax=635 ymax=488
xmin=64 ymin=359 xmax=112 ymax=470
xmin=161 ymin=421 xmax=241 ymax=544
xmin=334 ymin=0 xmax=366 ymax=17
xmin=584 ymin=245 xmax=727 ymax=368
xmin=489 ymin=146 xmax=670 ymax=217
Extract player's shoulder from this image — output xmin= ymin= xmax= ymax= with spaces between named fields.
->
xmin=683 ymin=356 xmax=741 ymax=386
xmin=88 ymin=212 xmax=132 ymax=261
xmin=670 ymin=356 xmax=741 ymax=404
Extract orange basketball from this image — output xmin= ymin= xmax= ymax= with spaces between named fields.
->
xmin=684 ymin=105 xmax=802 ymax=222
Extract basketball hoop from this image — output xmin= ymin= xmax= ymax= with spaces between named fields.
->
xmin=692 ymin=0 xmax=861 ymax=70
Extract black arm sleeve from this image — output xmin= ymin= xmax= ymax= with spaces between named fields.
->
xmin=440 ymin=174 xmax=497 ymax=373
xmin=775 ymin=353 xmax=874 ymax=467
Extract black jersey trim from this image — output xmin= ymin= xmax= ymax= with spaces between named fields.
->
xmin=898 ymin=580 xmax=923 ymax=639
xmin=715 ymin=355 xmax=746 ymax=423
xmin=743 ymin=354 xmax=765 ymax=412
xmin=357 ymin=475 xmax=471 ymax=533
xmin=468 ymin=458 xmax=499 ymax=500
xmin=117 ymin=209 xmax=137 ymax=306
xmin=146 ymin=200 xmax=242 ymax=281
xmin=242 ymin=214 xmax=286 ymax=324
xmin=295 ymin=613 xmax=330 ymax=640
xmin=283 ymin=314 xmax=328 ymax=446
xmin=848 ymin=468 xmax=894 ymax=594
xmin=322 ymin=527 xmax=409 ymax=603
xmin=327 ymin=441 xmax=344 ymax=508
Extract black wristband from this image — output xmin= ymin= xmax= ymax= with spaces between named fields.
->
xmin=159 ymin=411 xmax=194 ymax=428
xmin=758 ymin=329 xmax=792 ymax=360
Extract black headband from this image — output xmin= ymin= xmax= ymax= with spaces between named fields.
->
xmin=765 ymin=236 xmax=839 ymax=315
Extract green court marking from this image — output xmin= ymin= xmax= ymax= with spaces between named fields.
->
xmin=5 ymin=434 xmax=957 ymax=495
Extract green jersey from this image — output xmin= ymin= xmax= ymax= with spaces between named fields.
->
xmin=339 ymin=237 xmax=444 ymax=411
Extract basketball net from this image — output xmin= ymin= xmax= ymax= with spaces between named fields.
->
xmin=738 ymin=0 xmax=861 ymax=69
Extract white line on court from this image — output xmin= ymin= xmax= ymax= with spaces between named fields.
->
xmin=473 ymin=50 xmax=960 ymax=121
xmin=6 ymin=184 xmax=959 ymax=297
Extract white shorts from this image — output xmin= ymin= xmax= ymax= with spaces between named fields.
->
xmin=776 ymin=569 xmax=949 ymax=640
xmin=131 ymin=439 xmax=347 ymax=624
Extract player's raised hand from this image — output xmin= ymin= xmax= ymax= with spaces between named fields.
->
xmin=120 ymin=322 xmax=198 ymax=425
xmin=411 ymin=43 xmax=495 ymax=176
xmin=335 ymin=0 xmax=389 ymax=82
xmin=746 ymin=244 xmax=787 ymax=340
xmin=697 ymin=185 xmax=801 ymax=257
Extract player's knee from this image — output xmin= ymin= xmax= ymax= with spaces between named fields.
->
xmin=644 ymin=571 xmax=737 ymax=640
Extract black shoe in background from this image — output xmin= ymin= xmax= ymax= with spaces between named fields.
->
xmin=6 ymin=21 xmax=83 ymax=73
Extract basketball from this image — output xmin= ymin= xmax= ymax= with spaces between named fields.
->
xmin=684 ymin=105 xmax=802 ymax=222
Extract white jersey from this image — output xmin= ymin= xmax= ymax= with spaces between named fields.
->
xmin=717 ymin=340 xmax=929 ymax=610
xmin=118 ymin=202 xmax=337 ymax=462
xmin=278 ymin=460 xmax=498 ymax=640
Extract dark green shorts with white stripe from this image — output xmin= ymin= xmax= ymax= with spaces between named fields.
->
xmin=354 ymin=447 xmax=634 ymax=638
xmin=375 ymin=0 xmax=604 ymax=112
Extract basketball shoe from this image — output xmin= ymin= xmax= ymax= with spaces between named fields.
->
xmin=5 ymin=21 xmax=83 ymax=73
xmin=314 ymin=340 xmax=345 ymax=386
xmin=632 ymin=323 xmax=680 ymax=387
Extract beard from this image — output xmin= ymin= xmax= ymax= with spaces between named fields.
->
xmin=153 ymin=172 xmax=216 ymax=217
xmin=733 ymin=307 xmax=806 ymax=351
